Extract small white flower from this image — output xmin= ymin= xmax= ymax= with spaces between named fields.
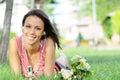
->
xmin=71 ymin=55 xmax=82 ymax=63
xmin=74 ymin=76 xmax=77 ymax=78
xmin=85 ymin=63 xmax=91 ymax=69
xmin=68 ymin=77 xmax=72 ymax=80
xmin=61 ymin=69 xmax=73 ymax=79
xmin=80 ymin=58 xmax=86 ymax=63
xmin=80 ymin=59 xmax=90 ymax=69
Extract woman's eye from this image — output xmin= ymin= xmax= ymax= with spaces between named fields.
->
xmin=36 ymin=27 xmax=41 ymax=30
xmin=25 ymin=25 xmax=31 ymax=28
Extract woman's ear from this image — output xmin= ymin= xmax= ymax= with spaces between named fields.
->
xmin=42 ymin=31 xmax=46 ymax=36
xmin=44 ymin=32 xmax=46 ymax=35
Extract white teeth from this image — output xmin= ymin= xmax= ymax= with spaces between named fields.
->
xmin=28 ymin=36 xmax=35 ymax=40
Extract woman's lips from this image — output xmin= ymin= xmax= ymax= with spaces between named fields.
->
xmin=27 ymin=36 xmax=36 ymax=41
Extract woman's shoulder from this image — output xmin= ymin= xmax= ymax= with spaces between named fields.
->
xmin=46 ymin=37 xmax=55 ymax=45
xmin=8 ymin=36 xmax=23 ymax=55
xmin=46 ymin=37 xmax=54 ymax=42
xmin=9 ymin=37 xmax=16 ymax=44
xmin=44 ymin=37 xmax=55 ymax=49
xmin=8 ymin=37 xmax=18 ymax=55
xmin=9 ymin=36 xmax=22 ymax=42
xmin=9 ymin=36 xmax=22 ymax=47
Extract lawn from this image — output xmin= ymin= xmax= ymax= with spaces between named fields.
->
xmin=0 ymin=46 xmax=120 ymax=80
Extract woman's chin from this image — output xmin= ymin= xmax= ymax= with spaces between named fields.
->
xmin=25 ymin=40 xmax=36 ymax=45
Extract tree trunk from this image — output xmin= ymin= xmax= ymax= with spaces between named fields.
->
xmin=0 ymin=0 xmax=13 ymax=64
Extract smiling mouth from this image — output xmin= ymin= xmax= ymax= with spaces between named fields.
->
xmin=27 ymin=36 xmax=36 ymax=41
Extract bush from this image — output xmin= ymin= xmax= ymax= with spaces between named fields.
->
xmin=102 ymin=17 xmax=113 ymax=39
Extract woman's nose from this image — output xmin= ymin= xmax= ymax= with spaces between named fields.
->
xmin=30 ymin=28 xmax=35 ymax=34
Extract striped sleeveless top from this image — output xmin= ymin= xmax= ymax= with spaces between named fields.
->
xmin=15 ymin=36 xmax=46 ymax=76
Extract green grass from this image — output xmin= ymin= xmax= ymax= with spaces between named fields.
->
xmin=0 ymin=46 xmax=120 ymax=80
xmin=57 ymin=46 xmax=120 ymax=80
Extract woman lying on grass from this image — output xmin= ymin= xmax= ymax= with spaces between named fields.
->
xmin=8 ymin=9 xmax=68 ymax=79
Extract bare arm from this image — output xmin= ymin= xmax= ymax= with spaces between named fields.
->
xmin=8 ymin=38 xmax=21 ymax=75
xmin=44 ymin=37 xmax=55 ymax=76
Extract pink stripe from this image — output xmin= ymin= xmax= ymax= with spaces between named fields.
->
xmin=16 ymin=36 xmax=46 ymax=76
xmin=16 ymin=36 xmax=29 ymax=74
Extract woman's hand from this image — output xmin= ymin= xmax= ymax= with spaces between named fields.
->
xmin=24 ymin=74 xmax=37 ymax=80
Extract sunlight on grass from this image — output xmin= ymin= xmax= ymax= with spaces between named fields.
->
xmin=0 ymin=46 xmax=120 ymax=80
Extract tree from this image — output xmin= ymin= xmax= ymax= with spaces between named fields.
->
xmin=111 ymin=11 xmax=120 ymax=36
xmin=0 ymin=0 xmax=5 ymax=3
xmin=74 ymin=0 xmax=120 ymax=21
xmin=0 ymin=0 xmax=13 ymax=64
xmin=73 ymin=0 xmax=120 ymax=41
xmin=102 ymin=16 xmax=113 ymax=39
xmin=111 ymin=10 xmax=120 ymax=42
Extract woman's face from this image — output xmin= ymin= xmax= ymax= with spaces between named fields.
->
xmin=23 ymin=15 xmax=44 ymax=45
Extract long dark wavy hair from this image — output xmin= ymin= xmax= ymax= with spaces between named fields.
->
xmin=22 ymin=9 xmax=61 ymax=49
